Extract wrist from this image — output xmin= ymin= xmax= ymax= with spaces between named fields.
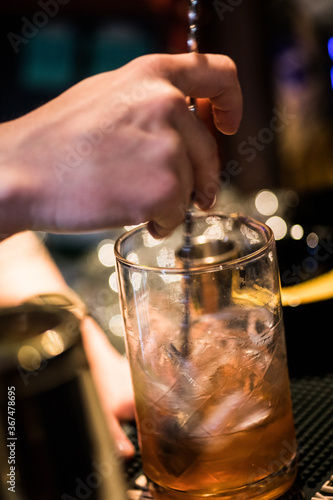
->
xmin=24 ymin=291 xmax=88 ymax=321
xmin=0 ymin=121 xmax=35 ymax=237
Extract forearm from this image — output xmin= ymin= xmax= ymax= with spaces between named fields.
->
xmin=0 ymin=231 xmax=71 ymax=306
xmin=0 ymin=230 xmax=135 ymax=457
xmin=0 ymin=119 xmax=37 ymax=238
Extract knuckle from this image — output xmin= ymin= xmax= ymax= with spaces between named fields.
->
xmin=222 ymin=55 xmax=238 ymax=77
xmin=128 ymin=54 xmax=169 ymax=84
xmin=153 ymin=88 xmax=187 ymax=121
xmin=152 ymin=129 xmax=184 ymax=165
xmin=132 ymin=161 xmax=183 ymax=224
xmin=156 ymin=169 xmax=182 ymax=205
xmin=155 ymin=176 xmax=183 ymax=212
xmin=136 ymin=53 xmax=169 ymax=76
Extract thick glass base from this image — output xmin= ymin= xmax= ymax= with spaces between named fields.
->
xmin=148 ymin=457 xmax=297 ymax=500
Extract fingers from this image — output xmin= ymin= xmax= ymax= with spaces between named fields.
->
xmin=147 ymin=179 xmax=191 ymax=239
xmin=147 ymin=122 xmax=219 ymax=238
xmin=145 ymin=111 xmax=220 ymax=238
xmin=145 ymin=52 xmax=243 ymax=135
xmin=168 ymin=104 xmax=221 ymax=211
xmin=136 ymin=124 xmax=195 ymax=238
xmin=81 ymin=317 xmax=136 ymax=456
xmin=139 ymin=52 xmax=241 ymax=235
xmin=105 ymin=415 xmax=136 ymax=459
xmin=143 ymin=86 xmax=221 ymax=233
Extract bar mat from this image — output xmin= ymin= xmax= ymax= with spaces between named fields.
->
xmin=124 ymin=373 xmax=333 ymax=500
xmin=290 ymin=373 xmax=333 ymax=499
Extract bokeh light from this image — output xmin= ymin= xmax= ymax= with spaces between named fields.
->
xmin=41 ymin=330 xmax=65 ymax=356
xmin=109 ymin=314 xmax=125 ymax=337
xmin=18 ymin=346 xmax=42 ymax=371
xmin=255 ymin=190 xmax=279 ymax=216
xmin=306 ymin=232 xmax=319 ymax=249
xmin=97 ymin=240 xmax=115 ymax=267
xmin=266 ymin=216 xmax=287 ymax=240
xmin=290 ymin=224 xmax=304 ymax=240
xmin=108 ymin=272 xmax=119 ymax=293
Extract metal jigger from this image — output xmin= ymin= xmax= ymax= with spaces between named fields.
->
xmin=0 ymin=299 xmax=127 ymax=500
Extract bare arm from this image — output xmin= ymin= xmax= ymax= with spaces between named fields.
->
xmin=0 ymin=232 xmax=135 ymax=457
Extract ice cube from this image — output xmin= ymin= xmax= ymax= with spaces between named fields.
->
xmin=155 ymin=422 xmax=202 ymax=478
xmin=192 ymin=388 xmax=272 ymax=438
xmin=247 ymin=307 xmax=275 ymax=348
xmin=194 ymin=390 xmax=248 ymax=437
xmin=232 ymin=399 xmax=271 ymax=432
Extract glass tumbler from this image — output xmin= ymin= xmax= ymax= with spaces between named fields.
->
xmin=115 ymin=213 xmax=297 ymax=500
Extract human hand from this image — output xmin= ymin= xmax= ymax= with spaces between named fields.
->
xmin=81 ymin=316 xmax=136 ymax=459
xmin=0 ymin=53 xmax=242 ymax=238
xmin=0 ymin=232 xmax=135 ymax=458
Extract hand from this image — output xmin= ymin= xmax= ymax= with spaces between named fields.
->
xmin=0 ymin=53 xmax=242 ymax=238
xmin=81 ymin=316 xmax=136 ymax=459
xmin=0 ymin=232 xmax=135 ymax=458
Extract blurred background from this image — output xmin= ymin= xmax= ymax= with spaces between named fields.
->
xmin=1 ymin=3 xmax=333 ymax=499
xmin=1 ymin=0 xmax=333 ymax=374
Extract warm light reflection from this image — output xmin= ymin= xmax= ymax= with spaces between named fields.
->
xmin=160 ymin=274 xmax=182 ymax=284
xmin=306 ymin=232 xmax=319 ymax=249
xmin=205 ymin=216 xmax=225 ymax=240
xmin=127 ymin=252 xmax=139 ymax=264
xmin=109 ymin=314 xmax=125 ymax=337
xmin=97 ymin=240 xmax=115 ymax=267
xmin=255 ymin=190 xmax=279 ymax=216
xmin=196 ymin=235 xmax=207 ymax=244
xmin=288 ymin=297 xmax=301 ymax=308
xmin=266 ymin=216 xmax=287 ymax=240
xmin=143 ymin=231 xmax=161 ymax=247
xmin=108 ymin=272 xmax=119 ymax=293
xmin=124 ymin=224 xmax=141 ymax=231
xmin=203 ymin=225 xmax=224 ymax=240
xmin=157 ymin=247 xmax=176 ymax=268
xmin=18 ymin=345 xmax=42 ymax=371
xmin=240 ymin=224 xmax=260 ymax=244
xmin=41 ymin=329 xmax=65 ymax=356
xmin=131 ymin=272 xmax=142 ymax=291
xmin=290 ymin=224 xmax=304 ymax=240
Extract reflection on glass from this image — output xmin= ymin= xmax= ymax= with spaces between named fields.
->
xmin=18 ymin=345 xmax=42 ymax=371
xmin=157 ymin=247 xmax=176 ymax=268
xmin=41 ymin=329 xmax=65 ymax=356
xmin=127 ymin=252 xmax=139 ymax=264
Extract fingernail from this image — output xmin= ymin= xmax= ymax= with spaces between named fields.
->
xmin=147 ymin=221 xmax=160 ymax=238
xmin=207 ymin=194 xmax=217 ymax=209
xmin=193 ymin=193 xmax=217 ymax=211
xmin=147 ymin=221 xmax=169 ymax=239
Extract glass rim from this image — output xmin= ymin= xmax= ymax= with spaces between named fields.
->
xmin=0 ymin=303 xmax=80 ymax=371
xmin=114 ymin=213 xmax=275 ymax=274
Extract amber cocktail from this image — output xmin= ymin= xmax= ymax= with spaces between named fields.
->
xmin=115 ymin=214 xmax=297 ymax=500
